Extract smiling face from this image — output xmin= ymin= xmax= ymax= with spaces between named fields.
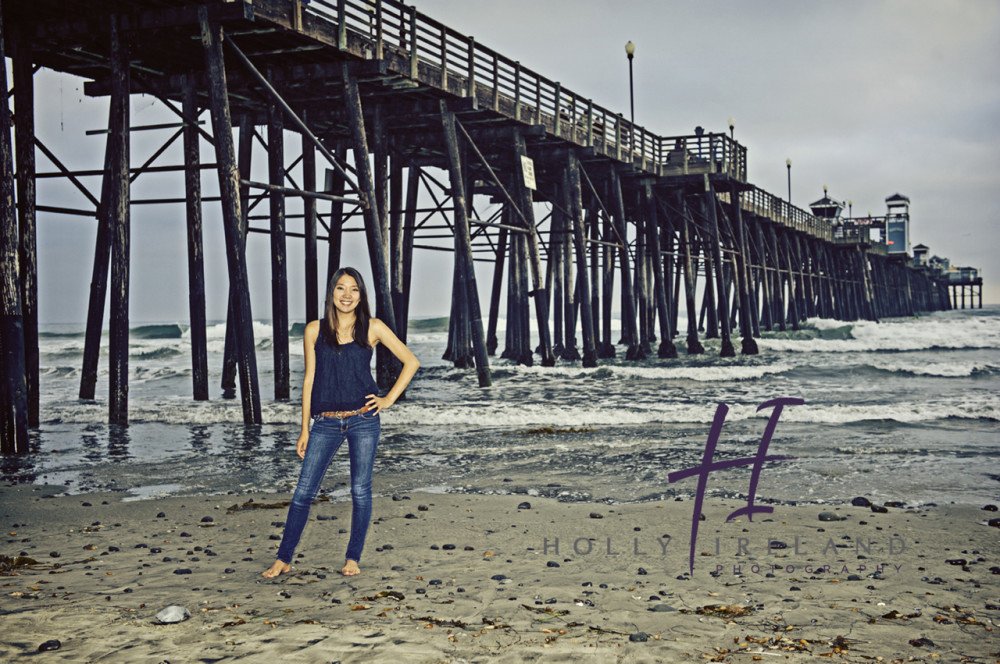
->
xmin=332 ymin=273 xmax=361 ymax=316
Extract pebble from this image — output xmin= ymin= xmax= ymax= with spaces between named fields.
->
xmin=818 ymin=512 xmax=845 ymax=522
xmin=173 ymin=569 xmax=193 ymax=575
xmin=988 ymin=519 xmax=1000 ymax=528
xmin=870 ymin=505 xmax=889 ymax=514
xmin=491 ymin=574 xmax=508 ymax=581
xmin=547 ymin=561 xmax=560 ymax=568
xmin=156 ymin=512 xmax=166 ymax=518
xmin=589 ymin=512 xmax=603 ymax=519
xmin=649 ymin=604 xmax=676 ymax=612
xmin=442 ymin=544 xmax=456 ymax=550
xmin=851 ymin=497 xmax=871 ymax=507
xmin=884 ymin=501 xmax=906 ymax=508
xmin=945 ymin=559 xmax=967 ymax=566
xmin=517 ymin=502 xmax=531 ymax=510
xmin=637 ymin=567 xmax=647 ymax=575
xmin=38 ymin=640 xmax=61 ymax=652
xmin=982 ymin=504 xmax=998 ymax=512
xmin=156 ymin=605 xmax=191 ymax=623
xmin=629 ymin=632 xmax=649 ymax=642
xmin=908 ymin=637 xmax=934 ymax=647
xmin=200 ymin=516 xmax=214 ymax=523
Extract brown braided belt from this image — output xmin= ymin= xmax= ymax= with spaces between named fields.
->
xmin=317 ymin=405 xmax=373 ymax=419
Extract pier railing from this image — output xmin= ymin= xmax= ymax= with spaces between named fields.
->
xmin=733 ymin=186 xmax=833 ymax=241
xmin=304 ymin=0 xmax=747 ymax=181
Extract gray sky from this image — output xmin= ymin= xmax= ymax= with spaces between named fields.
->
xmin=22 ymin=0 xmax=1000 ymax=324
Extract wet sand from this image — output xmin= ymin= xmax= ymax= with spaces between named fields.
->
xmin=1 ymin=484 xmax=998 ymax=662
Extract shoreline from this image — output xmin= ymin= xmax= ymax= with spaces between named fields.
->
xmin=2 ymin=484 xmax=997 ymax=662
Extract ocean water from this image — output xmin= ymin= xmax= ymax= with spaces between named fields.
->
xmin=4 ymin=307 xmax=999 ymax=507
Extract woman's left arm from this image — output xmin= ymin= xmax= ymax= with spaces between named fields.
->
xmin=365 ymin=318 xmax=421 ymax=414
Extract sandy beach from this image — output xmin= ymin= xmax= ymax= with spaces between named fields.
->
xmin=1 ymin=484 xmax=998 ymax=663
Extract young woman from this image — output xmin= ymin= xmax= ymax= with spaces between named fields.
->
xmin=263 ymin=267 xmax=419 ymax=578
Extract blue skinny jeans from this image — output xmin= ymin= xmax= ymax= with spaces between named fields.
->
xmin=276 ymin=411 xmax=380 ymax=565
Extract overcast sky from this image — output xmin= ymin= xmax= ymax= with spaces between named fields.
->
xmin=20 ymin=0 xmax=1000 ymax=325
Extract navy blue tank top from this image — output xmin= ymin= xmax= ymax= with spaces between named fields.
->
xmin=310 ymin=336 xmax=379 ymax=414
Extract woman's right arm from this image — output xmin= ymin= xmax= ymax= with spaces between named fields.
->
xmin=297 ymin=320 xmax=320 ymax=458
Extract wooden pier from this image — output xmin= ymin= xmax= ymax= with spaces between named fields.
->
xmin=0 ymin=0 xmax=963 ymax=452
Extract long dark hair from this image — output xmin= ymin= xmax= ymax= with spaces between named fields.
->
xmin=321 ymin=267 xmax=373 ymax=350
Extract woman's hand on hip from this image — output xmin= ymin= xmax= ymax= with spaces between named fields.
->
xmin=365 ymin=394 xmax=391 ymax=415
xmin=296 ymin=431 xmax=309 ymax=459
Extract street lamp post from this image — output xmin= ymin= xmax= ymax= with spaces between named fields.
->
xmin=728 ymin=117 xmax=735 ymax=140
xmin=848 ymin=199 xmax=853 ymax=219
xmin=625 ymin=41 xmax=635 ymax=130
xmin=786 ymin=157 xmax=792 ymax=205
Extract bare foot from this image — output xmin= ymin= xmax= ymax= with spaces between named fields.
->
xmin=262 ymin=560 xmax=291 ymax=578
xmin=341 ymin=560 xmax=360 ymax=576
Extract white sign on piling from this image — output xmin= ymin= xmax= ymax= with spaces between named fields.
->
xmin=521 ymin=155 xmax=536 ymax=190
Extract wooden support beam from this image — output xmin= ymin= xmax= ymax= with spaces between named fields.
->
xmin=221 ymin=115 xmax=254 ymax=399
xmin=400 ymin=165 xmax=419 ymax=339
xmin=512 ymin=130 xmax=555 ymax=366
xmin=609 ymin=168 xmax=642 ymax=359
xmin=302 ymin=122 xmax=319 ymax=323
xmin=486 ymin=224 xmax=508 ymax=356
xmin=200 ymin=10 xmax=261 ymax=424
xmin=389 ymin=152 xmax=405 ymax=336
xmin=702 ymin=176 xmax=734 ymax=357
xmin=643 ymin=183 xmax=676 ymax=358
xmin=182 ymin=81 xmax=209 ymax=401
xmin=267 ymin=84 xmax=290 ymax=400
xmin=342 ymin=63 xmax=400 ymax=390
xmin=727 ymin=184 xmax=758 ymax=354
xmin=107 ymin=14 xmax=131 ymax=426
xmin=324 ymin=147 xmax=347 ymax=285
xmin=676 ymin=192 xmax=704 ymax=354
xmin=440 ymin=102 xmax=491 ymax=386
xmin=0 ymin=2 xmax=29 ymax=453
xmin=766 ymin=226 xmax=787 ymax=330
xmin=585 ymin=199 xmax=602 ymax=356
xmin=599 ymin=206 xmax=616 ymax=358
xmin=565 ymin=152 xmax=597 ymax=367
xmin=13 ymin=32 xmax=39 ymax=426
